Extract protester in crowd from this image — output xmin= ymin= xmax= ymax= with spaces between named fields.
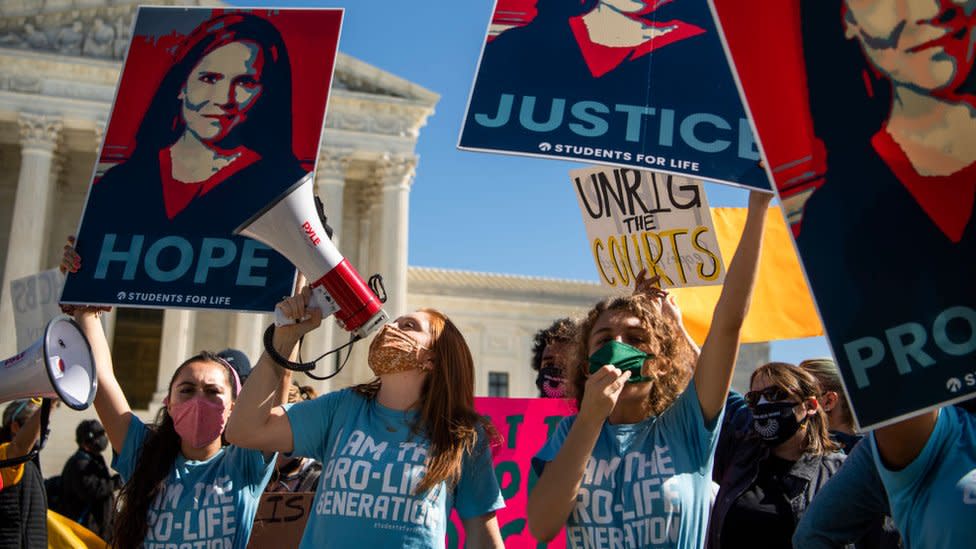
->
xmin=708 ymin=362 xmax=847 ymax=549
xmin=0 ymin=399 xmax=48 ymax=547
xmin=871 ymin=402 xmax=976 ymax=548
xmin=62 ymin=240 xmax=291 ymax=549
xmin=799 ymin=358 xmax=858 ymax=452
xmin=218 ymin=348 xmax=253 ymax=385
xmin=226 ymin=295 xmax=505 ymax=548
xmin=56 ymin=419 xmax=120 ymax=541
xmin=526 ymin=191 xmax=771 ymax=547
xmin=531 ymin=317 xmax=578 ymax=398
xmin=265 ymin=384 xmax=322 ymax=493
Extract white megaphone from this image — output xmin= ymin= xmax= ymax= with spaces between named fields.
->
xmin=0 ymin=316 xmax=97 ymax=410
xmin=237 ymin=172 xmax=389 ymax=338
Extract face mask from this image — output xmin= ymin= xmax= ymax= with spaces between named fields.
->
xmin=752 ymin=401 xmax=804 ymax=446
xmin=168 ymin=397 xmax=227 ymax=449
xmin=536 ymin=365 xmax=567 ymax=398
xmin=368 ymin=324 xmax=431 ymax=376
xmin=92 ymin=433 xmax=108 ymax=453
xmin=588 ymin=341 xmax=651 ymax=383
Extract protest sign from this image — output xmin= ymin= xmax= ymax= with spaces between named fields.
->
xmin=459 ymin=0 xmax=770 ymax=190
xmin=571 ymin=167 xmax=724 ymax=291
xmin=10 ymin=269 xmax=65 ymax=349
xmin=247 ymin=492 xmax=314 ymax=549
xmin=61 ymin=7 xmax=343 ymax=312
xmin=709 ymin=0 xmax=976 ymax=428
xmin=448 ymin=397 xmax=576 ymax=549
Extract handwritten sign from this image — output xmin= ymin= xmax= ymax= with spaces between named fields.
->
xmin=447 ymin=397 xmax=576 ymax=549
xmin=571 ymin=167 xmax=725 ymax=290
xmin=11 ymin=269 xmax=65 ymax=349
xmin=247 ymin=492 xmax=314 ymax=549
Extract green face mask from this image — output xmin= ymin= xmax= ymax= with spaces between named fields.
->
xmin=588 ymin=341 xmax=652 ymax=383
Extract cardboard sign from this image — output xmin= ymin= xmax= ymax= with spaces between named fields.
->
xmin=447 ymin=397 xmax=576 ymax=549
xmin=710 ymin=0 xmax=976 ymax=428
xmin=571 ymin=167 xmax=724 ymax=290
xmin=61 ymin=7 xmax=343 ymax=312
xmin=10 ymin=269 xmax=66 ymax=349
xmin=459 ymin=0 xmax=770 ymax=190
xmin=247 ymin=492 xmax=314 ymax=549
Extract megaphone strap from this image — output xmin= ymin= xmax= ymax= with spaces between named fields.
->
xmin=262 ymin=324 xmax=358 ymax=380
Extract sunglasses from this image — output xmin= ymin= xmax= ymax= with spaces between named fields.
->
xmin=745 ymin=387 xmax=790 ymax=408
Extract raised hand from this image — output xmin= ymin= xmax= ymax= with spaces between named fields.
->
xmin=58 ymin=236 xmax=111 ymax=316
xmin=579 ymin=365 xmax=631 ymax=422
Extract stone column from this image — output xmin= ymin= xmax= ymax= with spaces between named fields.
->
xmin=376 ymin=155 xmax=416 ymax=319
xmin=149 ymin=310 xmax=197 ymax=411
xmin=0 ymin=113 xmax=62 ymax=357
xmin=301 ymin=151 xmax=352 ymax=392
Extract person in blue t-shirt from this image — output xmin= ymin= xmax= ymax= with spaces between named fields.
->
xmin=63 ymin=242 xmax=289 ymax=549
xmin=527 ymin=191 xmax=772 ymax=548
xmin=871 ymin=405 xmax=976 ymax=549
xmin=226 ymin=292 xmax=505 ymax=548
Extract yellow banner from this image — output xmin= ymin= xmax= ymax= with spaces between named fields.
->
xmin=671 ymin=207 xmax=823 ymax=345
xmin=47 ymin=511 xmax=108 ymax=549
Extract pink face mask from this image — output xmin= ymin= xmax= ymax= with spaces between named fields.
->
xmin=167 ymin=397 xmax=227 ymax=449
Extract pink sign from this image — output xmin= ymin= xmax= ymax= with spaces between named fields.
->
xmin=447 ymin=397 xmax=576 ymax=548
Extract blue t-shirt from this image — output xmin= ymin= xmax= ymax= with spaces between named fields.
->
xmin=285 ymin=389 xmax=504 ymax=549
xmin=534 ymin=383 xmax=722 ymax=549
xmin=871 ymin=407 xmax=976 ymax=549
xmin=112 ymin=416 xmax=275 ymax=549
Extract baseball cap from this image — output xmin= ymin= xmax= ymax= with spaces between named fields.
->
xmin=217 ymin=348 xmax=252 ymax=382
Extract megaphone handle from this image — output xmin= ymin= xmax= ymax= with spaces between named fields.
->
xmin=273 ymin=285 xmax=340 ymax=327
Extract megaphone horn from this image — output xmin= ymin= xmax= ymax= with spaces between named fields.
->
xmin=0 ymin=317 xmax=97 ymax=410
xmin=237 ymin=172 xmax=389 ymax=338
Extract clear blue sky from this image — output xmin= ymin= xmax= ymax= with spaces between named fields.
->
xmin=233 ymin=0 xmax=832 ymax=364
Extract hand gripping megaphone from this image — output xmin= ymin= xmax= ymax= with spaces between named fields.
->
xmin=237 ymin=172 xmax=389 ymax=339
xmin=0 ymin=316 xmax=97 ymax=410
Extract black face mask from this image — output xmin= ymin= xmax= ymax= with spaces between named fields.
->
xmin=91 ymin=434 xmax=108 ymax=453
xmin=752 ymin=402 xmax=804 ymax=446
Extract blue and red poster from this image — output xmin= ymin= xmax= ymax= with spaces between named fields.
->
xmin=459 ymin=0 xmax=770 ymax=190
xmin=711 ymin=0 xmax=976 ymax=428
xmin=61 ymin=7 xmax=342 ymax=312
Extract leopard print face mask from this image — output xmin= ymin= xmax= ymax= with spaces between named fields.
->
xmin=367 ymin=324 xmax=432 ymax=376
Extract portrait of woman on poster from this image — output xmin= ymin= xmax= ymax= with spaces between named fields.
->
xmin=796 ymin=0 xmax=976 ymax=423
xmin=82 ymin=12 xmax=305 ymax=237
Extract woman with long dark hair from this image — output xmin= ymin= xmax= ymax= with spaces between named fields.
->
xmin=226 ymin=292 xmax=505 ymax=548
xmin=707 ymin=362 xmax=846 ymax=549
xmin=81 ymin=11 xmax=304 ymax=236
xmin=61 ymin=244 xmax=290 ymax=548
xmin=526 ymin=191 xmax=771 ymax=548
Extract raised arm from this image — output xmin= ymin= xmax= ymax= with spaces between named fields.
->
xmin=61 ymin=237 xmax=131 ymax=453
xmin=873 ymin=410 xmax=939 ymax=470
xmin=225 ymin=288 xmax=321 ymax=453
xmin=694 ymin=192 xmax=771 ymax=423
xmin=8 ymin=401 xmax=44 ymax=459
xmin=527 ymin=366 xmax=630 ymax=541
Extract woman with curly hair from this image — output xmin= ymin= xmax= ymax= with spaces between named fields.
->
xmin=226 ymin=293 xmax=505 ymax=548
xmin=527 ymin=191 xmax=772 ymax=548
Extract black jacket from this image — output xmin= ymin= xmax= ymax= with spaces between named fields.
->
xmin=58 ymin=449 xmax=119 ymax=541
xmin=0 ymin=460 xmax=47 ymax=548
xmin=707 ymin=427 xmax=847 ymax=549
